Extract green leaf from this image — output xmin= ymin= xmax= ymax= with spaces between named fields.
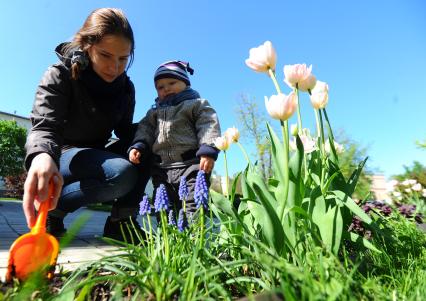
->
xmin=288 ymin=135 xmax=303 ymax=208
xmin=326 ymin=159 xmax=349 ymax=194
xmin=346 ymin=156 xmax=368 ymax=196
xmin=51 ymin=289 xmax=75 ymax=301
xmin=310 ymin=186 xmax=345 ymax=254
xmin=313 ymin=202 xmax=343 ymax=254
xmin=347 ymin=232 xmax=381 ymax=253
xmin=283 ymin=205 xmax=311 ymax=221
xmin=230 ymin=171 xmax=241 ymax=204
xmin=245 ymin=169 xmax=285 ymax=254
xmin=210 ymin=190 xmax=235 ymax=218
xmin=321 ymin=170 xmax=341 ymax=194
xmin=322 ymin=108 xmax=338 ymax=164
xmin=332 ymin=190 xmax=372 ymax=224
xmin=266 ymin=122 xmax=286 ymax=188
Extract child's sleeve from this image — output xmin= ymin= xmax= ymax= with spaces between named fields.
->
xmin=128 ymin=109 xmax=156 ymax=156
xmin=194 ymin=99 xmax=221 ymax=160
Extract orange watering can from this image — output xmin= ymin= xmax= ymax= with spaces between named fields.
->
xmin=6 ymin=183 xmax=59 ymax=281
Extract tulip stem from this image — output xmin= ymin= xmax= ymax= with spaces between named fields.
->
xmin=237 ymin=141 xmax=252 ymax=166
xmin=318 ymin=109 xmax=326 ymax=190
xmin=295 ymin=87 xmax=303 ymax=132
xmin=268 ymin=69 xmax=282 ymax=94
xmin=223 ymin=151 xmax=230 ymax=198
xmin=314 ymin=109 xmax=321 ymax=138
xmin=279 ymin=120 xmax=290 ymax=221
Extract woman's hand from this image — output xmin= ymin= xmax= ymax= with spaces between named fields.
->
xmin=23 ymin=153 xmax=63 ymax=228
xmin=200 ymin=156 xmax=215 ymax=174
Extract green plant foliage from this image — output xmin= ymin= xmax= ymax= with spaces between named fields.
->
xmin=394 ymin=161 xmax=426 ymax=188
xmin=334 ymin=131 xmax=373 ymax=200
xmin=0 ymin=120 xmax=27 ymax=177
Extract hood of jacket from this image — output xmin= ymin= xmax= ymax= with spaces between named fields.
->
xmin=55 ymin=42 xmax=89 ymax=70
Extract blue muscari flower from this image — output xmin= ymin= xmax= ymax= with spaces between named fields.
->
xmin=154 ymin=184 xmax=169 ymax=212
xmin=168 ymin=209 xmax=177 ymax=226
xmin=194 ymin=170 xmax=209 ymax=209
xmin=178 ymin=176 xmax=189 ymax=201
xmin=139 ymin=195 xmax=151 ymax=216
xmin=177 ymin=208 xmax=188 ymax=232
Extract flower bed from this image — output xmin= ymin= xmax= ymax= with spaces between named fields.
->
xmin=1 ymin=41 xmax=425 ymax=300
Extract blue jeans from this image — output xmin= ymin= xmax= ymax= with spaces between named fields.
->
xmin=56 ymin=142 xmax=150 ymax=218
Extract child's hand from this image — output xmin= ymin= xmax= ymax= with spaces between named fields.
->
xmin=129 ymin=148 xmax=141 ymax=164
xmin=200 ymin=156 xmax=214 ymax=173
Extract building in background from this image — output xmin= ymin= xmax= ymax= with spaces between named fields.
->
xmin=370 ymin=174 xmax=390 ymax=201
xmin=0 ymin=110 xmax=31 ymax=131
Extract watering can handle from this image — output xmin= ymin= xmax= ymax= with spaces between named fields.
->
xmin=32 ymin=182 xmax=54 ymax=234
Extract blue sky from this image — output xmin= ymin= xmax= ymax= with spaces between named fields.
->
xmin=1 ymin=0 xmax=425 ymax=179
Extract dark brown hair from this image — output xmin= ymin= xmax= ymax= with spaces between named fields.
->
xmin=65 ymin=8 xmax=135 ymax=79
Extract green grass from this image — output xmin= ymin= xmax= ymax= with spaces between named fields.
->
xmin=1 ymin=203 xmax=425 ymax=300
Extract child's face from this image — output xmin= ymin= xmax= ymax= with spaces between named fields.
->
xmin=155 ymin=78 xmax=187 ymax=100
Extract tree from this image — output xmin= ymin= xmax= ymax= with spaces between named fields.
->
xmin=416 ymin=139 xmax=426 ymax=149
xmin=393 ymin=161 xmax=426 ymax=188
xmin=235 ymin=94 xmax=272 ymax=180
xmin=0 ymin=120 xmax=27 ymax=177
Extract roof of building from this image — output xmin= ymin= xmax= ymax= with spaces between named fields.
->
xmin=0 ymin=110 xmax=30 ymax=120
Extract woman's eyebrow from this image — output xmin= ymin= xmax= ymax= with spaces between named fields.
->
xmin=95 ymin=46 xmax=130 ymax=58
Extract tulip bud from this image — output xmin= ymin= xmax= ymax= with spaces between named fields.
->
xmin=224 ymin=126 xmax=240 ymax=143
xmin=290 ymin=124 xmax=298 ymax=136
xmin=264 ymin=92 xmax=297 ymax=121
xmin=412 ymin=183 xmax=422 ymax=191
xmin=408 ymin=179 xmax=417 ymax=185
xmin=392 ymin=191 xmax=402 ymax=198
xmin=214 ymin=136 xmax=230 ymax=151
xmin=325 ymin=139 xmax=344 ymax=154
xmin=298 ymin=73 xmax=317 ymax=92
xmin=283 ymin=64 xmax=313 ymax=89
xmin=310 ymin=80 xmax=329 ymax=109
xmin=245 ymin=41 xmax=277 ymax=73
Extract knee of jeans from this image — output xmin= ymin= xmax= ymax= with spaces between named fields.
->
xmin=107 ymin=161 xmax=138 ymax=192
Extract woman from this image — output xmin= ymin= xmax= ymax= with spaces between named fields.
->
xmin=23 ymin=8 xmax=149 ymax=242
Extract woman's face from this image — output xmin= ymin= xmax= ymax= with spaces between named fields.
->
xmin=87 ymin=34 xmax=132 ymax=82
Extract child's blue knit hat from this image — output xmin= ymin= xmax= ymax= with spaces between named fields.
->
xmin=154 ymin=60 xmax=194 ymax=86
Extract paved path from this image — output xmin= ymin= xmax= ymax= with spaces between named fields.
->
xmin=0 ymin=200 xmax=118 ymax=282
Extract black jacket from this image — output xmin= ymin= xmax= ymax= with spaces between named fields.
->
xmin=25 ymin=43 xmax=136 ymax=169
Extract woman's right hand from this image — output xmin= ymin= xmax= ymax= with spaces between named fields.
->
xmin=129 ymin=148 xmax=141 ymax=164
xmin=23 ymin=153 xmax=63 ymax=228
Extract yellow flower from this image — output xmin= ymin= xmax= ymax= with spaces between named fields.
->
xmin=245 ymin=41 xmax=277 ymax=73
xmin=264 ymin=92 xmax=297 ymax=121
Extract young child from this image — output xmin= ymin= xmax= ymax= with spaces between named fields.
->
xmin=129 ymin=60 xmax=221 ymax=214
